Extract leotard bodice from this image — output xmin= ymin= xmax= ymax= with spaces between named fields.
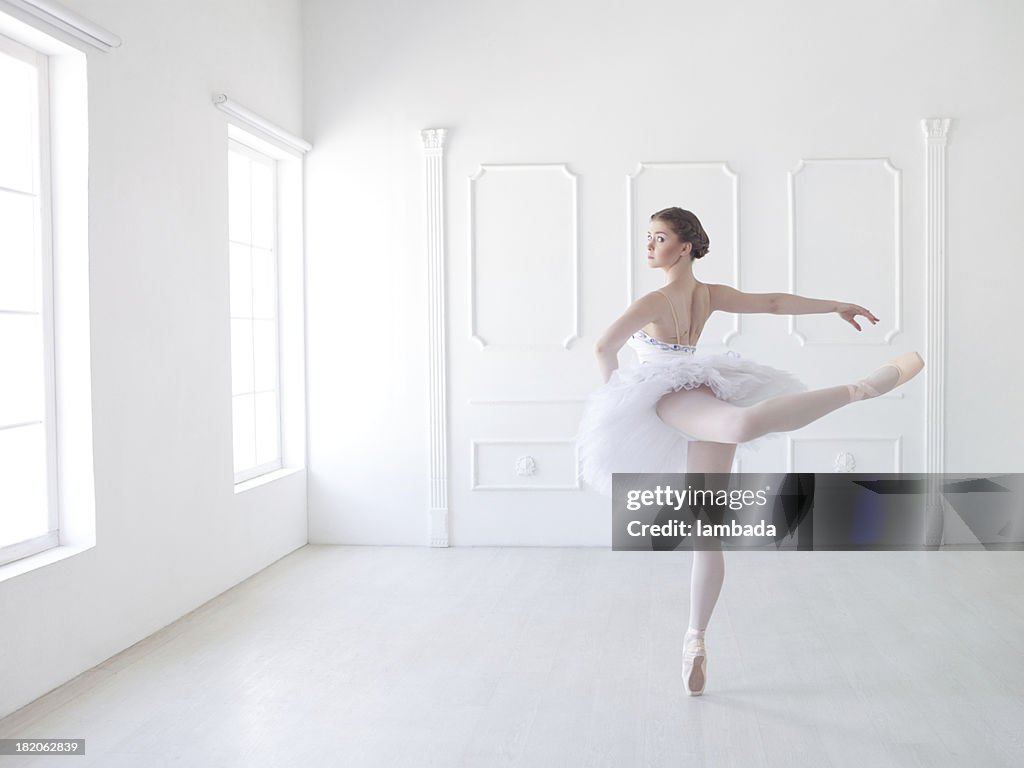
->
xmin=627 ymin=330 xmax=697 ymax=363
xmin=628 ymin=289 xmax=698 ymax=363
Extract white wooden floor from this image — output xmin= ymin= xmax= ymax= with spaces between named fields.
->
xmin=1 ymin=545 xmax=1022 ymax=767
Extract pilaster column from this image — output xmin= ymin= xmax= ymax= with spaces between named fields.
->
xmin=421 ymin=128 xmax=449 ymax=547
xmin=921 ymin=117 xmax=952 ymax=546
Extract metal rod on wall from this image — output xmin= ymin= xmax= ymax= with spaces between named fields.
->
xmin=213 ymin=94 xmax=312 ymax=156
xmin=2 ymin=0 xmax=122 ymax=50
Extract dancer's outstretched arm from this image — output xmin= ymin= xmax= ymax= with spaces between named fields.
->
xmin=708 ymin=284 xmax=879 ymax=332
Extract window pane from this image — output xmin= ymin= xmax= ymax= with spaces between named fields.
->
xmin=229 ymin=242 xmax=251 ymax=318
xmin=0 ymin=423 xmax=48 ymax=547
xmin=230 ymin=318 xmax=253 ymax=395
xmin=0 ymin=314 xmax=44 ymax=426
xmin=0 ymin=51 xmax=36 ymax=193
xmin=252 ymin=318 xmax=277 ymax=392
xmin=250 ymin=160 xmax=274 ymax=249
xmin=228 ymin=150 xmax=250 ymax=244
xmin=0 ymin=191 xmax=38 ymax=312
xmin=254 ymin=391 xmax=280 ymax=465
xmin=232 ymin=394 xmax=256 ymax=473
xmin=251 ymin=247 xmax=275 ymax=319
xmin=228 ymin=140 xmax=281 ymax=481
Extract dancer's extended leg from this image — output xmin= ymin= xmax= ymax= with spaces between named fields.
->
xmin=683 ymin=440 xmax=735 ymax=696
xmin=656 ymin=359 xmax=910 ymax=445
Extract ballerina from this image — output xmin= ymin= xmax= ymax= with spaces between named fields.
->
xmin=575 ymin=206 xmax=924 ymax=696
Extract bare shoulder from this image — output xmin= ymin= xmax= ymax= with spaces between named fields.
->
xmin=634 ymin=289 xmax=670 ymax=308
xmin=593 ymin=291 xmax=664 ymax=351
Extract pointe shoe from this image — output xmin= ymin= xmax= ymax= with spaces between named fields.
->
xmin=682 ymin=636 xmax=707 ymax=696
xmin=848 ymin=351 xmax=925 ymax=401
xmin=885 ymin=351 xmax=925 ymax=386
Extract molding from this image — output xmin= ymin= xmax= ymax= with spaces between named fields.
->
xmin=787 ymin=157 xmax=902 ymax=346
xmin=0 ymin=0 xmax=121 ymax=50
xmin=922 ymin=117 xmax=953 ymax=545
xmin=627 ymin=162 xmax=741 ymax=345
xmin=213 ymin=94 xmax=312 ymax=156
xmin=470 ymin=439 xmax=581 ymax=491
xmin=786 ymin=435 xmax=903 ymax=473
xmin=468 ymin=163 xmax=579 ymax=350
xmin=422 ymin=128 xmax=450 ymax=546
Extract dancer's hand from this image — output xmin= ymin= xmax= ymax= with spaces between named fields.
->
xmin=836 ymin=303 xmax=879 ymax=331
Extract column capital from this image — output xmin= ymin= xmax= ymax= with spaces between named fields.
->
xmin=420 ymin=128 xmax=448 ymax=150
xmin=921 ymin=118 xmax=952 ymax=141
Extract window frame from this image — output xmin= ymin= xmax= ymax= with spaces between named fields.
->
xmin=227 ymin=136 xmax=284 ymax=485
xmin=0 ymin=32 xmax=60 ymax=569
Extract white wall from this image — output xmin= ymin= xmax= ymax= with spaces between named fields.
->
xmin=0 ymin=0 xmax=306 ymax=719
xmin=303 ymin=0 xmax=1024 ymax=544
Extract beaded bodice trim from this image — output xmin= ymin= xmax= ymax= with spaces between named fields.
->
xmin=630 ymin=329 xmax=697 ymax=352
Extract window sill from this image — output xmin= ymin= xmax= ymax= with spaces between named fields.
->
xmin=233 ymin=466 xmax=304 ymax=495
xmin=0 ymin=542 xmax=94 ymax=586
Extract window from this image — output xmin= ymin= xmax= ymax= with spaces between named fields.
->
xmin=0 ymin=33 xmax=58 ymax=568
xmin=228 ymin=139 xmax=282 ymax=483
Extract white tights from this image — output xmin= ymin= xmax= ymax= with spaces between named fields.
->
xmin=658 ymin=362 xmax=901 ymax=447
xmin=683 ymin=442 xmax=732 ymax=639
xmin=674 ymin=361 xmax=903 ymax=638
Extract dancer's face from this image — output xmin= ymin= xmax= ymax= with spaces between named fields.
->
xmin=646 ymin=221 xmax=689 ymax=268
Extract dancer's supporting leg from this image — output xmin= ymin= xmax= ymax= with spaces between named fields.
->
xmin=683 ymin=440 xmax=736 ymax=695
xmin=655 ymin=360 xmax=908 ymax=445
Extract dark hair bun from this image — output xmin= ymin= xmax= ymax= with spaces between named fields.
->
xmin=650 ymin=207 xmax=710 ymax=259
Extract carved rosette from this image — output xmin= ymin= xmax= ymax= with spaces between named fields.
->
xmin=833 ymin=451 xmax=856 ymax=473
xmin=515 ymin=455 xmax=537 ymax=477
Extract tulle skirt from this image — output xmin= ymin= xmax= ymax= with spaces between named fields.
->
xmin=576 ymin=351 xmax=808 ymax=497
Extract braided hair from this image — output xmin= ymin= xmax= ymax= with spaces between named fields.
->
xmin=650 ymin=207 xmax=710 ymax=260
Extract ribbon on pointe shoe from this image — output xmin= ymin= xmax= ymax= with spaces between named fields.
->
xmin=847 ymin=379 xmax=882 ymax=402
xmin=683 ymin=636 xmax=706 ymax=659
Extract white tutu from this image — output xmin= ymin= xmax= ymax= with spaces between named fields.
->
xmin=576 ymin=330 xmax=808 ymax=497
